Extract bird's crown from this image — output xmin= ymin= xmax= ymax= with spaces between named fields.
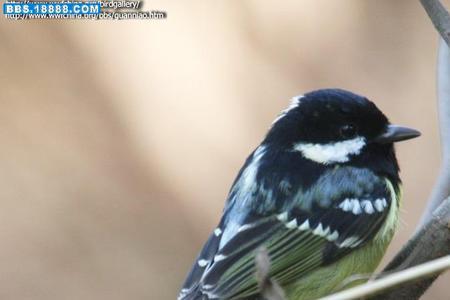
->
xmin=264 ymin=88 xmax=419 ymax=165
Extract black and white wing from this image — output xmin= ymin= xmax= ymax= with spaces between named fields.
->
xmin=179 ymin=164 xmax=397 ymax=300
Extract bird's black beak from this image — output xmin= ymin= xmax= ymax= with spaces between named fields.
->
xmin=374 ymin=125 xmax=421 ymax=144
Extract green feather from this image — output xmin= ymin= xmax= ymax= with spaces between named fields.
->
xmin=201 ymin=178 xmax=400 ymax=299
xmin=285 ymin=179 xmax=401 ymax=300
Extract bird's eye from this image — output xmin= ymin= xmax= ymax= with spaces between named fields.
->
xmin=339 ymin=124 xmax=357 ymax=139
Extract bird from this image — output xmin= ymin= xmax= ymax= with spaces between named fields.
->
xmin=178 ymin=88 xmax=420 ymax=300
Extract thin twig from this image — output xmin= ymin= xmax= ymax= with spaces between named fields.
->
xmin=317 ymin=255 xmax=450 ymax=300
xmin=255 ymin=247 xmax=286 ymax=300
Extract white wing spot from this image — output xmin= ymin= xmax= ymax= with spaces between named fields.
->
xmin=285 ymin=218 xmax=298 ymax=229
xmin=361 ymin=200 xmax=375 ymax=214
xmin=214 ymin=228 xmax=222 ymax=236
xmin=313 ymin=223 xmax=330 ymax=237
xmin=327 ymin=230 xmax=339 ymax=242
xmin=214 ymin=254 xmax=227 ymax=262
xmin=341 ymin=198 xmax=382 ymax=214
xmin=203 ymin=291 xmax=220 ymax=299
xmin=178 ymin=292 xmax=187 ymax=300
xmin=339 ymin=199 xmax=351 ymax=212
xmin=277 ymin=212 xmax=288 ymax=222
xmin=237 ymin=224 xmax=253 ymax=232
xmin=298 ymin=219 xmax=310 ymax=231
xmin=374 ymin=198 xmax=388 ymax=212
xmin=374 ymin=199 xmax=384 ymax=212
xmin=240 ymin=146 xmax=266 ymax=193
xmin=198 ymin=259 xmax=209 ymax=267
xmin=351 ymin=199 xmax=362 ymax=215
xmin=339 ymin=236 xmax=361 ymax=248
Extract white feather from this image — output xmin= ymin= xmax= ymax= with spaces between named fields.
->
xmin=361 ymin=200 xmax=375 ymax=214
xmin=214 ymin=254 xmax=227 ymax=262
xmin=285 ymin=218 xmax=298 ymax=229
xmin=339 ymin=236 xmax=361 ymax=248
xmin=198 ymin=259 xmax=209 ymax=267
xmin=214 ymin=228 xmax=222 ymax=236
xmin=327 ymin=230 xmax=339 ymax=242
xmin=313 ymin=223 xmax=330 ymax=237
xmin=298 ymin=219 xmax=310 ymax=231
xmin=277 ymin=212 xmax=288 ymax=222
xmin=351 ymin=199 xmax=362 ymax=215
xmin=339 ymin=199 xmax=351 ymax=212
xmin=374 ymin=199 xmax=383 ymax=212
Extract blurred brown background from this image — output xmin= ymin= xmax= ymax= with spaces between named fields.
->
xmin=0 ymin=0 xmax=446 ymax=299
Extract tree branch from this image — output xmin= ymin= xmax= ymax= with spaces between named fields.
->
xmin=318 ymin=256 xmax=450 ymax=300
xmin=419 ymin=37 xmax=450 ymax=227
xmin=255 ymin=247 xmax=286 ymax=300
xmin=420 ymin=0 xmax=450 ymax=47
xmin=386 ymin=0 xmax=450 ymax=276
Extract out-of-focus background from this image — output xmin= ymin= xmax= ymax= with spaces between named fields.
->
xmin=0 ymin=0 xmax=446 ymax=299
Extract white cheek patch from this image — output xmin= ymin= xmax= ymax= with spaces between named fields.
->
xmin=293 ymin=137 xmax=366 ymax=164
xmin=272 ymin=95 xmax=304 ymax=125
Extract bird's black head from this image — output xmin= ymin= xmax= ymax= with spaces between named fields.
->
xmin=264 ymin=89 xmax=420 ymax=166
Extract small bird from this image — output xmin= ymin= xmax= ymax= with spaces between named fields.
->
xmin=178 ymin=89 xmax=420 ymax=300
